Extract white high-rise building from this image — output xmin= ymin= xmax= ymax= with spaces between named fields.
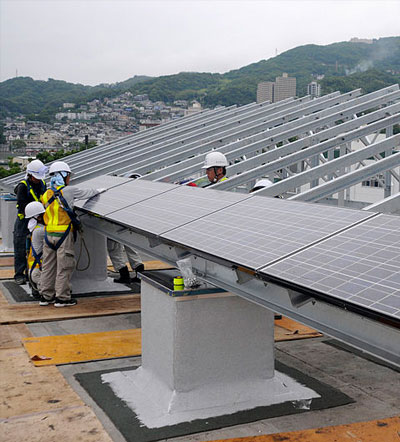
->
xmin=307 ymin=81 xmax=321 ymax=99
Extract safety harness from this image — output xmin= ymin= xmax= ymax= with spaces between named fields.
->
xmin=204 ymin=175 xmax=227 ymax=188
xmin=26 ymin=227 xmax=43 ymax=277
xmin=42 ymin=186 xmax=81 ymax=251
xmin=16 ymin=179 xmax=46 ymax=220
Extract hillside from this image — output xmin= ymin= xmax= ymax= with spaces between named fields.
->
xmin=1 ymin=36 xmax=399 ymax=119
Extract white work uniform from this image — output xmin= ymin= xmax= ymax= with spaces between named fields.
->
xmin=107 ymin=238 xmax=143 ymax=272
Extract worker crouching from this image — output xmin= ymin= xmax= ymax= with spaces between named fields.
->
xmin=25 ymin=201 xmax=46 ymax=299
xmin=39 ymin=161 xmax=105 ymax=307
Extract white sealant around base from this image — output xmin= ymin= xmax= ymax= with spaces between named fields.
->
xmin=101 ymin=367 xmax=320 ymax=428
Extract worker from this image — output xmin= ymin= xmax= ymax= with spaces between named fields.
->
xmin=250 ymin=178 xmax=274 ymax=193
xmin=107 ymin=171 xmax=144 ymax=284
xmin=107 ymin=239 xmax=144 ymax=284
xmin=24 ymin=201 xmax=46 ymax=299
xmin=13 ymin=159 xmax=47 ymax=285
xmin=202 ymin=152 xmax=229 ymax=187
xmin=39 ymin=161 xmax=106 ymax=307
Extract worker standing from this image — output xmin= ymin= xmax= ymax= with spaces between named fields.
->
xmin=107 ymin=239 xmax=144 ymax=284
xmin=202 ymin=152 xmax=229 ymax=187
xmin=39 ymin=161 xmax=106 ymax=307
xmin=24 ymin=201 xmax=46 ymax=298
xmin=13 ymin=159 xmax=47 ymax=285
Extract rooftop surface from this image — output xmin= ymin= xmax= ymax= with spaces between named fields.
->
xmin=1 ymin=257 xmax=399 ymax=442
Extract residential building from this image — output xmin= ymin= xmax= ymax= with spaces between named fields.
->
xmin=257 ymin=82 xmax=274 ymax=103
xmin=257 ymin=73 xmax=296 ymax=103
xmin=307 ymin=81 xmax=321 ymax=99
xmin=274 ymin=73 xmax=296 ymax=102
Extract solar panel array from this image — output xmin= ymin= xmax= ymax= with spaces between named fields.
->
xmin=263 ymin=215 xmax=400 ymax=319
xmin=2 ymin=84 xmax=399 ymax=197
xmin=75 ymin=177 xmax=399 ymax=323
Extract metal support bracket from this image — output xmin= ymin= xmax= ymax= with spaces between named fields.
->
xmin=288 ymin=289 xmax=315 ymax=308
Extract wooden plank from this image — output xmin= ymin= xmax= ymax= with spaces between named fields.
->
xmin=22 ymin=318 xmax=319 ymax=367
xmin=0 ymin=294 xmax=141 ymax=325
xmin=0 ymin=268 xmax=14 ymax=279
xmin=203 ymin=415 xmax=400 ymax=442
xmin=274 ymin=316 xmax=322 ymax=341
xmin=0 ymin=405 xmax=113 ymax=442
xmin=0 ymin=257 xmax=14 ymax=267
xmin=0 ymin=347 xmax=83 ymax=418
xmin=23 ymin=328 xmax=142 ymax=366
xmin=0 ymin=324 xmax=32 ymax=349
xmin=107 ymin=259 xmax=173 ymax=271
xmin=0 ymin=287 xmax=9 ymax=305
xmin=143 ymin=260 xmax=174 ymax=270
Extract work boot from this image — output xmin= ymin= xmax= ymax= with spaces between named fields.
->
xmin=131 ymin=263 xmax=145 ymax=283
xmin=114 ymin=265 xmax=131 ymax=284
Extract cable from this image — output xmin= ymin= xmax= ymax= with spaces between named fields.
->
xmin=75 ymin=230 xmax=91 ymax=271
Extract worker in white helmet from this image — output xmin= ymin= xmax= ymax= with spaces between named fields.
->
xmin=202 ymin=152 xmax=229 ymax=187
xmin=250 ymin=178 xmax=274 ymax=193
xmin=13 ymin=159 xmax=48 ymax=285
xmin=24 ymin=201 xmax=46 ymax=298
xmin=39 ymin=161 xmax=107 ymax=307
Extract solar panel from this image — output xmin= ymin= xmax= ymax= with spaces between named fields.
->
xmin=162 ymin=196 xmax=372 ymax=269
xmin=71 ymin=175 xmax=132 ymax=191
xmin=106 ymin=185 xmax=249 ymax=235
xmin=76 ymin=179 xmax=178 ymax=216
xmin=262 ymin=214 xmax=400 ymax=320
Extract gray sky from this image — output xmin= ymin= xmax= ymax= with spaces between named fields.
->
xmin=1 ymin=0 xmax=399 ymax=86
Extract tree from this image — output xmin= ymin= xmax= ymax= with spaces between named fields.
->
xmin=11 ymin=139 xmax=27 ymax=149
xmin=0 ymin=124 xmax=6 ymax=144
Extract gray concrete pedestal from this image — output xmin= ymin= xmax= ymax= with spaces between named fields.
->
xmin=71 ymin=228 xmax=128 ymax=294
xmin=103 ymin=276 xmax=319 ymax=428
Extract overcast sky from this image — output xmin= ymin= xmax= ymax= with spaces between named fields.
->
xmin=1 ymin=0 xmax=399 ymax=86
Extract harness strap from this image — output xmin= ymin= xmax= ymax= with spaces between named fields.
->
xmin=44 ymin=223 xmax=72 ymax=251
xmin=29 ymin=244 xmax=42 ymax=280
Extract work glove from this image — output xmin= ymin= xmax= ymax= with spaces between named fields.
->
xmin=97 ymin=188 xmax=107 ymax=194
xmin=17 ymin=213 xmax=24 ymax=220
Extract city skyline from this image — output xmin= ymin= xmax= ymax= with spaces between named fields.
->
xmin=1 ymin=0 xmax=399 ymax=86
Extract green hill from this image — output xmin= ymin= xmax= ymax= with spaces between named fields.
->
xmin=1 ymin=36 xmax=399 ymax=119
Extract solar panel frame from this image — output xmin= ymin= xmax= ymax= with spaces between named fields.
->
xmin=260 ymin=214 xmax=400 ymax=321
xmin=104 ymin=185 xmax=250 ymax=236
xmin=161 ymin=196 xmax=374 ymax=270
xmin=76 ymin=179 xmax=179 ymax=217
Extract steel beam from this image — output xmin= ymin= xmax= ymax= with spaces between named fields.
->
xmin=363 ymin=192 xmax=400 ymax=214
xmin=79 ymin=212 xmax=400 ymax=368
xmin=290 ymin=149 xmax=400 ymax=202
xmin=254 ymin=133 xmax=400 ymax=197
xmin=152 ymin=89 xmax=400 ymax=185
xmin=214 ymin=109 xmax=400 ymax=193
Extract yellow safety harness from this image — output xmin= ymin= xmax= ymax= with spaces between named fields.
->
xmin=16 ymin=179 xmax=46 ymax=220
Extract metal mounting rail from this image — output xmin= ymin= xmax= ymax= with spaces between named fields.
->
xmin=77 ymin=208 xmax=400 ymax=368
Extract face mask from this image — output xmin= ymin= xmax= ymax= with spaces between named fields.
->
xmin=28 ymin=218 xmax=38 ymax=232
xmin=50 ymin=172 xmax=66 ymax=189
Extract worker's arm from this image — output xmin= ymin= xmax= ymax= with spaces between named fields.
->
xmin=15 ymin=183 xmax=29 ymax=219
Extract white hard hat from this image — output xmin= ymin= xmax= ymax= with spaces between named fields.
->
xmin=49 ymin=161 xmax=71 ymax=175
xmin=26 ymin=159 xmax=47 ymax=180
xmin=25 ymin=201 xmax=45 ymax=218
xmin=202 ymin=152 xmax=229 ymax=169
xmin=252 ymin=179 xmax=273 ymax=191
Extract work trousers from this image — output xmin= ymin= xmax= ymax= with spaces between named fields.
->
xmin=13 ymin=217 xmax=29 ymax=279
xmin=107 ymin=238 xmax=142 ymax=272
xmin=40 ymin=231 xmax=75 ymax=301
xmin=30 ymin=267 xmax=41 ymax=291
